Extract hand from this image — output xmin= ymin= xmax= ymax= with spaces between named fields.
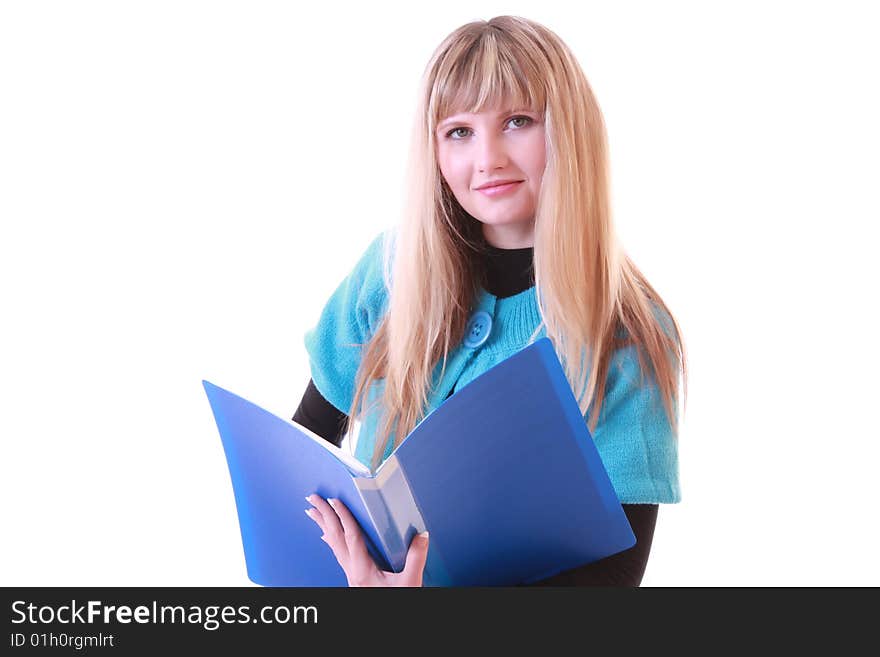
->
xmin=305 ymin=494 xmax=430 ymax=587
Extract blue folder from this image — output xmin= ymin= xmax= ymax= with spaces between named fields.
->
xmin=203 ymin=337 xmax=635 ymax=587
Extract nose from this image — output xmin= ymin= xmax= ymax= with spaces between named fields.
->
xmin=476 ymin=131 xmax=509 ymax=172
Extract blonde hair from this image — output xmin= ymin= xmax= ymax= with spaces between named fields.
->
xmin=345 ymin=16 xmax=688 ymax=472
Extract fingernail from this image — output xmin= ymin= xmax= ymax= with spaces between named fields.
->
xmin=419 ymin=531 xmax=429 ymax=539
xmin=304 ymin=509 xmax=315 ymax=519
xmin=327 ymin=498 xmax=336 ymax=507
xmin=305 ymin=495 xmax=313 ymax=504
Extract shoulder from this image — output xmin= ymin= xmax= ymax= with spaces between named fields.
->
xmin=318 ymin=228 xmax=394 ymax=336
xmin=353 ymin=228 xmax=394 ymax=334
xmin=302 ymin=228 xmax=394 ymax=413
xmin=614 ymin=298 xmax=678 ymax=343
xmin=345 ymin=227 xmax=393 ymax=292
xmin=360 ymin=227 xmax=394 ymax=276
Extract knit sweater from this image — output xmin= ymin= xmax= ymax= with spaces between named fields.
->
xmin=303 ymin=229 xmax=681 ymax=505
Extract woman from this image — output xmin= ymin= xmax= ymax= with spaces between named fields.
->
xmin=296 ymin=15 xmax=687 ymax=587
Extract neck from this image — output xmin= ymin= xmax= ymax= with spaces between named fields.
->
xmin=481 ymin=221 xmax=535 ymax=249
xmin=481 ymin=242 xmax=534 ymax=299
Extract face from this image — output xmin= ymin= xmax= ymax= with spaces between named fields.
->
xmin=435 ymin=106 xmax=546 ymax=249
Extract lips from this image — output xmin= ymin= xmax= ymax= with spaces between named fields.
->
xmin=476 ymin=180 xmax=523 ymax=197
xmin=475 ymin=179 xmax=524 ymax=190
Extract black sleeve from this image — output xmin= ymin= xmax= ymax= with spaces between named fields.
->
xmin=292 ymin=378 xmax=349 ymax=448
xmin=521 ymin=503 xmax=659 ymax=587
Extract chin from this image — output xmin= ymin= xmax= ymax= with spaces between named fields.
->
xmin=475 ymin=215 xmax=531 ymax=227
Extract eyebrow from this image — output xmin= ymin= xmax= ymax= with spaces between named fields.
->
xmin=436 ymin=109 xmax=535 ymax=131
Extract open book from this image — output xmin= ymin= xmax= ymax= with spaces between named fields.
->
xmin=203 ymin=337 xmax=635 ymax=587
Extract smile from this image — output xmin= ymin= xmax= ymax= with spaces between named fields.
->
xmin=477 ymin=181 xmax=523 ymax=197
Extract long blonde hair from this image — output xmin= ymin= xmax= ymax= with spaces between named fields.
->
xmin=346 ymin=16 xmax=687 ymax=473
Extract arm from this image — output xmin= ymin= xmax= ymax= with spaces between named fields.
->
xmin=292 ymin=378 xmax=349 ymax=448
xmin=521 ymin=503 xmax=658 ymax=586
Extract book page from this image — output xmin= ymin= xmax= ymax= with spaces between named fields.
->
xmin=286 ymin=418 xmax=371 ymax=478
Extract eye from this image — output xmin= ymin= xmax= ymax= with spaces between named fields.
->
xmin=508 ymin=115 xmax=533 ymax=129
xmin=442 ymin=115 xmax=534 ymax=140
xmin=445 ymin=126 xmax=472 ymax=140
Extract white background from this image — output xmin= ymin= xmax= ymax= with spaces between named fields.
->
xmin=1 ymin=1 xmax=877 ymax=586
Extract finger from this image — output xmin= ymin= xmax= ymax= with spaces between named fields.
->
xmin=306 ymin=512 xmax=348 ymax=569
xmin=327 ymin=498 xmax=379 ymax=586
xmin=304 ymin=507 xmax=326 ymax=534
xmin=304 ymin=496 xmax=328 ymax=534
xmin=327 ymin=499 xmax=370 ymax=563
xmin=401 ymin=532 xmax=430 ymax=585
xmin=307 ymin=495 xmax=349 ymax=560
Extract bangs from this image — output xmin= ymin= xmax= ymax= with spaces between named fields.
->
xmin=431 ymin=29 xmax=546 ymax=126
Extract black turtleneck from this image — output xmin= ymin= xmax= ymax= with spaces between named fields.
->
xmin=292 ymin=243 xmax=658 ymax=587
xmin=481 ymin=242 xmax=535 ymax=298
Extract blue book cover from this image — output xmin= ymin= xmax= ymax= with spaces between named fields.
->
xmin=203 ymin=337 xmax=636 ymax=587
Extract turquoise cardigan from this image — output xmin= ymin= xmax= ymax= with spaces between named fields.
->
xmin=304 ymin=230 xmax=681 ymax=504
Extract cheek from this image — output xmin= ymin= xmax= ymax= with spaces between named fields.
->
xmin=439 ymin=159 xmax=468 ymax=192
xmin=436 ymin=150 xmax=458 ymax=187
xmin=528 ymin=138 xmax=547 ymax=175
